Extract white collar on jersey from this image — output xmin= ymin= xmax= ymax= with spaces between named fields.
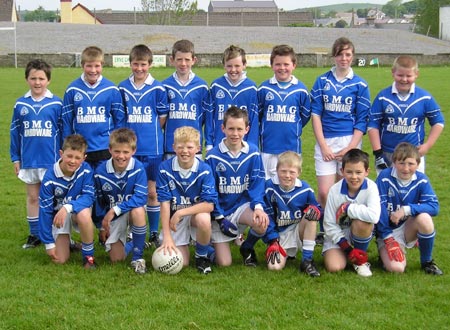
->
xmin=391 ymin=167 xmax=417 ymax=186
xmin=81 ymin=73 xmax=103 ymax=88
xmin=218 ymin=138 xmax=250 ymax=155
xmin=269 ymin=75 xmax=299 ymax=88
xmin=223 ymin=71 xmax=247 ymax=87
xmin=172 ymin=71 xmax=196 ymax=86
xmin=24 ymin=89 xmax=54 ymax=101
xmin=391 ymin=82 xmax=416 ymax=95
xmin=272 ymin=175 xmax=302 ymax=192
xmin=172 ymin=156 xmax=200 ymax=173
xmin=128 ymin=73 xmax=155 ymax=88
xmin=331 ymin=66 xmax=354 ymax=82
xmin=106 ymin=157 xmax=135 ymax=177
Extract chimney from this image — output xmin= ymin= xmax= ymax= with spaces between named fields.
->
xmin=60 ymin=0 xmax=72 ymax=23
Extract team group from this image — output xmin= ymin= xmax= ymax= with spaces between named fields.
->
xmin=10 ymin=37 xmax=444 ymax=276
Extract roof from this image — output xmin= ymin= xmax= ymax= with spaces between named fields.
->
xmin=210 ymin=0 xmax=277 ymax=9
xmin=73 ymin=3 xmax=104 ymax=24
xmin=0 ymin=0 xmax=17 ymax=21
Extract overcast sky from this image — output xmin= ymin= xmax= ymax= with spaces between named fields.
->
xmin=15 ymin=0 xmax=388 ymax=12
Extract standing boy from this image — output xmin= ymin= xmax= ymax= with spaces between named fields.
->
xmin=162 ymin=40 xmax=210 ymax=157
xmin=10 ymin=59 xmax=63 ymax=249
xmin=375 ymin=142 xmax=442 ymax=275
xmin=368 ymin=55 xmax=444 ymax=173
xmin=322 ymin=149 xmax=380 ymax=277
xmin=205 ymin=106 xmax=269 ymax=267
xmin=94 ymin=128 xmax=149 ymax=274
xmin=258 ymin=44 xmax=311 ymax=179
xmin=206 ymin=45 xmax=259 ymax=150
xmin=118 ymin=44 xmax=169 ymax=247
xmin=39 ymin=134 xmax=97 ymax=269
xmin=263 ymin=151 xmax=322 ymax=276
xmin=157 ymin=127 xmax=218 ymax=274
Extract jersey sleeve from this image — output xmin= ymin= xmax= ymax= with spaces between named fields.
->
xmin=39 ymin=176 xmax=57 ymax=245
xmin=323 ymin=184 xmax=346 ymax=244
xmin=111 ymin=87 xmax=126 ymax=129
xmin=62 ymin=88 xmax=75 ymax=139
xmin=9 ymin=102 xmax=21 ymax=163
xmin=70 ymin=167 xmax=95 ymax=214
xmin=353 ymin=81 xmax=371 ymax=133
xmin=116 ymin=168 xmax=148 ymax=214
xmin=248 ymin=154 xmax=267 ymax=210
xmin=347 ymin=180 xmax=380 ymax=224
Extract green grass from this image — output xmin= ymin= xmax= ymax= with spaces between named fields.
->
xmin=1 ymin=66 xmax=449 ymax=329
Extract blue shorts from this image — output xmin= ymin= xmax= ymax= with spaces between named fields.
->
xmin=135 ymin=155 xmax=163 ymax=181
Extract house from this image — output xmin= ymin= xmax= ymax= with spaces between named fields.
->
xmin=0 ymin=0 xmax=18 ymax=22
xmin=60 ymin=0 xmax=103 ymax=24
xmin=208 ymin=0 xmax=278 ymax=13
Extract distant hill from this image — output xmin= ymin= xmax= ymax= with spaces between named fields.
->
xmin=291 ymin=3 xmax=384 ymax=12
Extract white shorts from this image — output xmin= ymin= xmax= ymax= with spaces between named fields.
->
xmin=376 ymin=222 xmax=417 ymax=250
xmin=278 ymin=223 xmax=303 ymax=257
xmin=52 ymin=212 xmax=80 ymax=241
xmin=18 ymin=168 xmax=47 ymax=184
xmin=322 ymin=227 xmax=352 ymax=253
xmin=104 ymin=213 xmax=129 ymax=252
xmin=314 ymin=136 xmax=360 ymax=176
xmin=160 ymin=215 xmax=198 ymax=246
xmin=261 ymin=153 xmax=279 ymax=179
xmin=211 ymin=203 xmax=250 ymax=243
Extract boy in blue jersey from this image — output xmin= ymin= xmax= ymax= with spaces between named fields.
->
xmin=157 ymin=127 xmax=218 ymax=274
xmin=62 ymin=46 xmax=125 ymax=169
xmin=162 ymin=39 xmax=210 ymax=157
xmin=94 ymin=128 xmax=148 ymax=274
xmin=258 ymin=44 xmax=311 ymax=179
xmin=118 ymin=44 xmax=169 ymax=248
xmin=205 ymin=45 xmax=259 ymax=151
xmin=263 ymin=151 xmax=322 ymax=277
xmin=310 ymin=37 xmax=371 ymax=244
xmin=39 ymin=134 xmax=97 ymax=269
xmin=323 ymin=149 xmax=380 ymax=277
xmin=375 ymin=142 xmax=442 ymax=275
xmin=368 ymin=55 xmax=444 ymax=174
xmin=205 ymin=106 xmax=269 ymax=267
xmin=10 ymin=59 xmax=63 ymax=249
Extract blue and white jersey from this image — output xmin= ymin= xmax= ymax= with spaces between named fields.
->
xmin=119 ymin=74 xmax=168 ymax=156
xmin=205 ymin=140 xmax=266 ymax=217
xmin=258 ymin=76 xmax=311 ymax=154
xmin=62 ymin=74 xmax=125 ymax=153
xmin=264 ymin=176 xmax=321 ymax=242
xmin=162 ymin=72 xmax=210 ymax=153
xmin=156 ymin=157 xmax=218 ymax=215
xmin=375 ymin=167 xmax=439 ymax=239
xmin=94 ymin=157 xmax=148 ymax=219
xmin=10 ymin=90 xmax=62 ymax=169
xmin=310 ymin=68 xmax=371 ymax=138
xmin=39 ymin=161 xmax=95 ymax=245
xmin=324 ymin=178 xmax=380 ymax=245
xmin=368 ymin=83 xmax=444 ymax=153
xmin=206 ymin=73 xmax=259 ymax=148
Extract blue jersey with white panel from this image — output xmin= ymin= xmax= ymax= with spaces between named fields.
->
xmin=258 ymin=76 xmax=311 ymax=154
xmin=119 ymin=74 xmax=168 ymax=156
xmin=62 ymin=75 xmax=125 ymax=153
xmin=310 ymin=68 xmax=371 ymax=138
xmin=368 ymin=83 xmax=444 ymax=153
xmin=10 ymin=90 xmax=62 ymax=169
xmin=162 ymin=72 xmax=210 ymax=153
xmin=206 ymin=74 xmax=259 ymax=148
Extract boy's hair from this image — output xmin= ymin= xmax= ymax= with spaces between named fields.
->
xmin=331 ymin=37 xmax=355 ymax=57
xmin=222 ymin=45 xmax=246 ymax=65
xmin=171 ymin=39 xmax=195 ymax=58
xmin=223 ymin=105 xmax=249 ymax=127
xmin=62 ymin=134 xmax=88 ymax=153
xmin=392 ymin=55 xmax=418 ymax=72
xmin=25 ymin=59 xmax=52 ymax=80
xmin=277 ymin=151 xmax=302 ymax=173
xmin=109 ymin=128 xmax=137 ymax=150
xmin=392 ymin=142 xmax=421 ymax=164
xmin=129 ymin=44 xmax=153 ymax=64
xmin=342 ymin=149 xmax=369 ymax=170
xmin=270 ymin=45 xmax=296 ymax=66
xmin=173 ymin=126 xmax=200 ymax=146
xmin=81 ymin=46 xmax=104 ymax=65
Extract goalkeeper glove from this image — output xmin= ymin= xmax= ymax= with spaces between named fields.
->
xmin=373 ymin=149 xmax=389 ymax=171
xmin=336 ymin=202 xmax=351 ymax=225
xmin=216 ymin=216 xmax=238 ymax=238
xmin=384 ymin=237 xmax=405 ymax=262
xmin=303 ymin=204 xmax=322 ymax=222
xmin=265 ymin=239 xmax=287 ymax=265
xmin=348 ymin=248 xmax=368 ymax=266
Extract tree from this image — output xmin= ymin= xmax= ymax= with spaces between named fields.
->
xmin=335 ymin=19 xmax=348 ymax=28
xmin=24 ymin=6 xmax=59 ymax=22
xmin=356 ymin=8 xmax=370 ymax=18
xmin=382 ymin=0 xmax=406 ymax=18
xmin=415 ymin=0 xmax=450 ymax=37
xmin=141 ymin=0 xmax=198 ymax=25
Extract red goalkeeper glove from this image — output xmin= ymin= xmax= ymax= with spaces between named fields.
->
xmin=265 ymin=239 xmax=287 ymax=265
xmin=384 ymin=237 xmax=405 ymax=262
xmin=303 ymin=205 xmax=322 ymax=222
xmin=348 ymin=248 xmax=368 ymax=266
xmin=336 ymin=202 xmax=351 ymax=226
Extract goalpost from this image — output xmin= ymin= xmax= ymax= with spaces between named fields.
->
xmin=0 ymin=22 xmax=17 ymax=68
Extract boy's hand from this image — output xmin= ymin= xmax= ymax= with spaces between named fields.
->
xmin=384 ymin=237 xmax=405 ymax=262
xmin=161 ymin=238 xmax=177 ymax=255
xmin=253 ymin=209 xmax=269 ymax=230
xmin=53 ymin=207 xmax=68 ymax=229
xmin=46 ymin=248 xmax=59 ymax=262
xmin=169 ymin=212 xmax=183 ymax=232
xmin=216 ymin=216 xmax=238 ymax=238
xmin=303 ymin=205 xmax=321 ymax=221
xmin=265 ymin=239 xmax=287 ymax=265
xmin=101 ymin=209 xmax=116 ymax=233
xmin=336 ymin=202 xmax=351 ymax=225
xmin=374 ymin=149 xmax=389 ymax=170
xmin=389 ymin=208 xmax=406 ymax=225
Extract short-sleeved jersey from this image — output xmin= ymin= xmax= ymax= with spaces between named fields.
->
xmin=156 ymin=157 xmax=217 ymax=215
xmin=375 ymin=167 xmax=439 ymax=239
xmin=10 ymin=90 xmax=62 ymax=169
xmin=62 ymin=75 xmax=125 ymax=153
xmin=264 ymin=176 xmax=321 ymax=242
xmin=368 ymin=83 xmax=444 ymax=153
xmin=310 ymin=68 xmax=371 ymax=138
xmin=94 ymin=157 xmax=148 ymax=219
xmin=324 ymin=178 xmax=380 ymax=245
xmin=39 ymin=161 xmax=95 ymax=245
xmin=162 ymin=72 xmax=210 ymax=153
xmin=205 ymin=140 xmax=266 ymax=217
xmin=258 ymin=76 xmax=311 ymax=154
xmin=206 ymin=73 xmax=259 ymax=148
xmin=119 ymin=74 xmax=168 ymax=156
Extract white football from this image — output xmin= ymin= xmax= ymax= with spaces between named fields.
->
xmin=151 ymin=247 xmax=184 ymax=274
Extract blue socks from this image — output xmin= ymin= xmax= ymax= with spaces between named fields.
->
xmin=418 ymin=231 xmax=435 ymax=264
xmin=130 ymin=224 xmax=147 ymax=261
xmin=147 ymin=205 xmax=160 ymax=234
xmin=352 ymin=233 xmax=372 ymax=252
xmin=27 ymin=216 xmax=39 ymax=236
